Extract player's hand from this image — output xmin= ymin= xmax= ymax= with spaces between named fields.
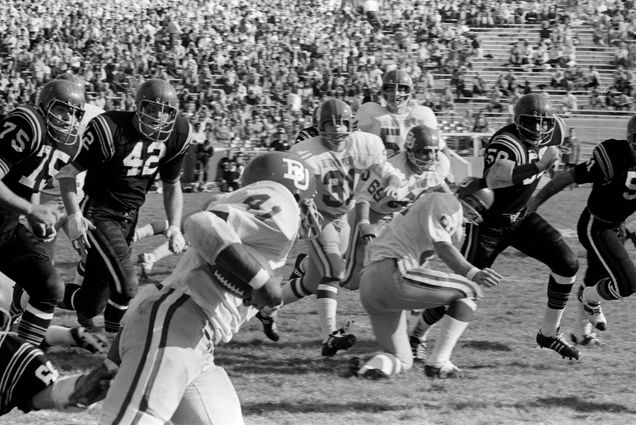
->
xmin=358 ymin=222 xmax=376 ymax=244
xmin=536 ymin=146 xmax=561 ymax=171
xmin=473 ymin=267 xmax=502 ymax=288
xmin=244 ymin=276 xmax=283 ymax=310
xmin=166 ymin=225 xmax=186 ymax=254
xmin=33 ymin=223 xmax=57 ymax=243
xmin=67 ymin=362 xmax=117 ymax=409
xmin=383 ymin=183 xmax=400 ymax=200
xmin=68 ymin=211 xmax=95 ymax=251
xmin=27 ymin=203 xmax=60 ymax=228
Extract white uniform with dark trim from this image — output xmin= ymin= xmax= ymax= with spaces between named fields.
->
xmin=358 ymin=192 xmax=482 ymax=370
xmin=101 ymin=181 xmax=299 ymax=425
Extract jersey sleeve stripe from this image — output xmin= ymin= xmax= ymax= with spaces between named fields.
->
xmin=92 ymin=115 xmax=115 ymax=160
xmin=0 ymin=158 xmax=9 ymax=176
xmin=491 ymin=135 xmax=526 ymax=164
xmin=13 ymin=107 xmax=43 ymax=152
xmin=593 ymin=143 xmax=613 ymax=179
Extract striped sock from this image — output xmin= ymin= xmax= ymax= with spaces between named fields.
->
xmin=19 ymin=305 xmax=53 ymax=346
xmin=104 ymin=299 xmax=128 ymax=333
xmin=317 ymin=283 xmax=338 ymax=341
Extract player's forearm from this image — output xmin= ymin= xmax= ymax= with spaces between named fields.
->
xmin=529 ymin=170 xmax=575 ymax=211
xmin=354 ymin=201 xmax=370 ymax=224
xmin=485 ymin=159 xmax=540 ymax=189
xmin=162 ymin=181 xmax=183 ymax=228
xmin=58 ymin=177 xmax=81 ymax=215
xmin=0 ymin=180 xmax=34 ymax=215
xmin=434 ymin=240 xmax=475 ymax=277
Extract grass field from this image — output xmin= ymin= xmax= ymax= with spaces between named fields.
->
xmin=3 ymin=185 xmax=636 ymax=425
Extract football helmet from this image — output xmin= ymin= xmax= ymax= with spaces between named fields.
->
xmin=37 ymin=79 xmax=85 ymax=147
xmin=404 ymin=125 xmax=440 ymax=173
xmin=55 ymin=73 xmax=85 ymax=91
xmin=513 ymin=93 xmax=556 ymax=147
xmin=134 ymin=79 xmax=179 ymax=142
xmin=626 ymin=114 xmax=636 ymax=153
xmin=241 ymin=152 xmax=323 ymax=239
xmin=456 ymin=177 xmax=494 ymax=225
xmin=317 ymin=99 xmax=353 ymax=152
xmin=382 ymin=69 xmax=413 ymax=114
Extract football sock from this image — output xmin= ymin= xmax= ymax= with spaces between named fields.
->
xmin=19 ymin=305 xmax=53 ymax=346
xmin=281 ymin=277 xmax=312 ymax=305
xmin=317 ymin=283 xmax=338 ymax=341
xmin=427 ymin=314 xmax=469 ymax=368
xmin=540 ymin=273 xmax=573 ymax=336
xmin=584 ymin=280 xmax=610 ymax=303
xmin=411 ymin=306 xmax=446 ymax=340
xmin=134 ymin=220 xmax=169 ymax=241
xmin=359 ymin=353 xmax=402 ymax=377
xmin=104 ymin=299 xmax=128 ymax=333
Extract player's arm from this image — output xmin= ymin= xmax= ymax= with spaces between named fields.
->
xmin=527 ymin=169 xmax=575 ymax=212
xmin=184 ymin=211 xmax=282 ymax=308
xmin=161 ymin=181 xmax=185 ymax=254
xmin=354 ymin=201 xmax=376 ymax=244
xmin=434 ymin=240 xmax=501 ymax=290
xmin=364 ymin=136 xmax=405 ymax=198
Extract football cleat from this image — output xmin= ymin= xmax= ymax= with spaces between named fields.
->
xmin=70 ymin=326 xmax=109 ymax=354
xmin=255 ymin=311 xmax=280 ymax=342
xmin=321 ymin=328 xmax=356 ymax=357
xmin=536 ymin=329 xmax=580 ymax=360
xmin=577 ymin=285 xmax=607 ymax=331
xmin=288 ymin=253 xmax=308 ymax=280
xmin=424 ymin=361 xmax=463 ymax=379
xmin=138 ymin=253 xmax=156 ymax=278
xmin=409 ymin=336 xmax=427 ymax=362
xmin=570 ymin=332 xmax=605 ymax=346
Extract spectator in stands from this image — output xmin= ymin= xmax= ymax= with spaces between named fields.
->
xmin=486 ymin=86 xmax=504 ymax=113
xmin=562 ymin=90 xmax=578 ymax=115
xmin=196 ymin=138 xmax=215 ymax=191
xmin=584 ymin=65 xmax=601 ymax=89
xmin=550 ymin=64 xmax=566 ymax=89
xmin=439 ymin=86 xmax=455 ymax=112
xmin=472 ymin=72 xmax=487 ymax=97
xmin=472 ymin=112 xmax=492 ymax=134
xmin=613 ymin=41 xmax=631 ymax=68
xmin=589 ymin=87 xmax=604 ymax=110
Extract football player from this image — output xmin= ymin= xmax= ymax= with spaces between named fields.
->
xmin=356 ymin=68 xmax=438 ymax=156
xmin=0 ymin=79 xmax=85 ymax=346
xmin=412 ymin=93 xmax=582 ymax=360
xmin=0 ymin=303 xmax=113 ymax=416
xmin=528 ymin=114 xmax=636 ymax=345
xmin=258 ymin=98 xmax=403 ymax=357
xmin=56 ymin=79 xmax=191 ymax=335
xmin=98 ymin=152 xmax=320 ymax=425
xmin=342 ymin=124 xmax=452 ymax=291
xmin=350 ymin=178 xmax=502 ymax=379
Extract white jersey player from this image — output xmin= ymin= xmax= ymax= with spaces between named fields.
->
xmin=343 ymin=125 xmax=452 ymax=290
xmin=351 ymin=178 xmax=502 ymax=380
xmin=356 ymin=69 xmax=438 ymax=157
xmin=100 ymin=152 xmax=320 ymax=425
xmin=260 ymin=98 xmax=403 ymax=357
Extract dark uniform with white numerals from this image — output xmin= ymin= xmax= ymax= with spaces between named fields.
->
xmin=0 ymin=107 xmax=81 ymax=339
xmin=0 ymin=332 xmax=59 ymax=415
xmin=68 ymin=111 xmax=191 ymax=330
xmin=572 ymin=139 xmax=636 ymax=299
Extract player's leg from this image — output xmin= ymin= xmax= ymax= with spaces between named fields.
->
xmin=2 ymin=225 xmax=64 ymax=346
xmin=512 ymin=212 xmax=580 ymax=359
xmin=133 ymin=219 xmax=169 ymax=243
xmin=101 ymin=290 xmax=212 ymax=425
xmin=171 ymin=364 xmax=244 ymax=425
xmin=138 ymin=241 xmax=173 ymax=278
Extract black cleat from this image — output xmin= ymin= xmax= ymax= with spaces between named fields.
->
xmin=322 ymin=329 xmax=356 ymax=357
xmin=536 ymin=329 xmax=581 ymax=360
xmin=255 ymin=311 xmax=280 ymax=342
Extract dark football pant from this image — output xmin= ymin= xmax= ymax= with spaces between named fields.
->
xmin=0 ymin=223 xmax=63 ymax=345
xmin=419 ymin=211 xmax=579 ymax=328
xmin=70 ymin=201 xmax=139 ymax=333
xmin=577 ymin=207 xmax=636 ymax=299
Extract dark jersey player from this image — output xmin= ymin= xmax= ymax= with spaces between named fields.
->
xmin=529 ymin=114 xmax=636 ymax=346
xmin=0 ymin=79 xmax=85 ymax=346
xmin=57 ymin=79 xmax=192 ymax=334
xmin=410 ymin=93 xmax=581 ymax=361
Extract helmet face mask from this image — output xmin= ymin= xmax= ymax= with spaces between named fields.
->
xmin=38 ymin=79 xmax=85 ymax=147
xmin=404 ymin=125 xmax=440 ymax=173
xmin=134 ymin=79 xmax=179 ymax=142
xmin=513 ymin=94 xmax=555 ymax=147
xmin=382 ymin=69 xmax=413 ymax=114
xmin=241 ymin=152 xmax=323 ymax=239
xmin=318 ymin=99 xmax=352 ymax=152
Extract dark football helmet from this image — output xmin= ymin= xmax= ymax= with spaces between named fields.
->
xmin=513 ymin=93 xmax=556 ymax=147
xmin=382 ymin=69 xmax=413 ymax=114
xmin=242 ymin=152 xmax=323 ymax=239
xmin=456 ymin=177 xmax=494 ymax=224
xmin=404 ymin=125 xmax=440 ymax=173
xmin=317 ymin=99 xmax=353 ymax=152
xmin=134 ymin=79 xmax=179 ymax=142
xmin=37 ymin=79 xmax=85 ymax=147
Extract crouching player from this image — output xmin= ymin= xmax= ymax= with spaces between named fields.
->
xmin=98 ymin=152 xmax=321 ymax=425
xmin=350 ymin=178 xmax=502 ymax=379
